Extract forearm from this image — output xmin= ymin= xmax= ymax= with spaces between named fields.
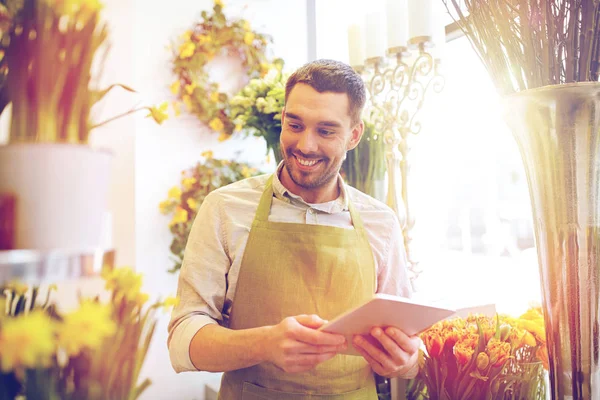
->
xmin=189 ymin=323 xmax=273 ymax=372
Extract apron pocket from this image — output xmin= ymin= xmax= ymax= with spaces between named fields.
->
xmin=241 ymin=381 xmax=376 ymax=400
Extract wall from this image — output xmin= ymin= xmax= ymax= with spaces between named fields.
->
xmin=131 ymin=1 xmax=308 ymax=399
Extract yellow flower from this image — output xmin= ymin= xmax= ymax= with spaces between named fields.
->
xmin=170 ymin=80 xmax=181 ymax=95
xmin=197 ymin=34 xmax=210 ymax=45
xmin=187 ymin=198 xmax=199 ymax=210
xmin=453 ymin=341 xmax=475 ymax=366
xmin=182 ymin=95 xmax=193 ymax=110
xmin=210 ymin=91 xmax=220 ymax=103
xmin=57 ymin=300 xmax=116 ymax=356
xmin=170 ymin=207 xmax=188 ymax=226
xmin=214 ymin=0 xmax=223 ymax=7
xmin=168 ymin=186 xmax=182 ymax=200
xmin=147 ymin=102 xmax=169 ymax=125
xmin=162 ymin=296 xmax=180 ymax=312
xmin=242 ymin=20 xmax=251 ymax=31
xmin=476 ymin=352 xmax=489 ymax=370
xmin=241 ymin=166 xmax=252 ymax=178
xmin=218 ymin=132 xmax=229 ymax=142
xmin=244 ymin=32 xmax=255 ymax=45
xmin=159 ymin=200 xmax=172 ymax=214
xmin=102 ymin=267 xmax=143 ymax=302
xmin=235 ymin=123 xmax=243 ymax=132
xmin=260 ymin=62 xmax=271 ymax=77
xmin=487 ymin=338 xmax=511 ymax=367
xmin=180 ymin=29 xmax=193 ymax=41
xmin=179 ymin=42 xmax=195 ymax=59
xmin=201 ymin=150 xmax=214 ymax=159
xmin=209 ymin=117 xmax=225 ymax=132
xmin=182 ymin=177 xmax=197 ymax=190
xmin=135 ymin=292 xmax=150 ymax=307
xmin=185 ymin=82 xmax=197 ymax=95
xmin=0 ymin=311 xmax=56 ymax=372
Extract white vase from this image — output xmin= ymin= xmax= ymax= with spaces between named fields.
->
xmin=0 ymin=143 xmax=112 ymax=250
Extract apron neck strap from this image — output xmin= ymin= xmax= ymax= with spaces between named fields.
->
xmin=255 ymin=173 xmax=366 ymax=229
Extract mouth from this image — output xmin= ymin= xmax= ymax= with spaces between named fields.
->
xmin=292 ymin=154 xmax=323 ymax=171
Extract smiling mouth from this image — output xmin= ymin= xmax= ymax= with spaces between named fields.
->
xmin=294 ymin=154 xmax=322 ymax=168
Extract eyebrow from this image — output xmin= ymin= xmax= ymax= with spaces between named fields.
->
xmin=285 ymin=112 xmax=343 ymax=128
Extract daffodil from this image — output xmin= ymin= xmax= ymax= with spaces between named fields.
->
xmin=162 ymin=296 xmax=180 ymax=312
xmin=147 ymin=102 xmax=169 ymax=125
xmin=210 ymin=91 xmax=220 ymax=103
xmin=209 ymin=117 xmax=225 ymax=132
xmin=179 ymin=42 xmax=195 ymax=59
xmin=201 ymin=150 xmax=214 ymax=158
xmin=168 ymin=186 xmax=182 ymax=200
xmin=57 ymin=300 xmax=116 ymax=356
xmin=0 ymin=311 xmax=56 ymax=372
xmin=102 ymin=267 xmax=143 ymax=302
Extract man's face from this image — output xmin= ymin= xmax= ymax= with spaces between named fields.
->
xmin=280 ymin=83 xmax=363 ymax=192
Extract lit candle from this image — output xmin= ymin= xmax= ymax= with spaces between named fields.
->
xmin=365 ymin=11 xmax=386 ymax=60
xmin=347 ymin=23 xmax=366 ymax=67
xmin=386 ymin=0 xmax=408 ymax=50
xmin=408 ymin=0 xmax=434 ymax=45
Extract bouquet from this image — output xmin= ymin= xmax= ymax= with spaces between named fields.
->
xmin=229 ymin=62 xmax=287 ymax=162
xmin=408 ymin=308 xmax=548 ymax=400
xmin=0 ymin=267 xmax=178 ymax=400
xmin=0 ymin=0 xmax=167 ymax=144
xmin=159 ymin=151 xmax=261 ymax=272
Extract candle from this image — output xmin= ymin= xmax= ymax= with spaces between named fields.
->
xmin=431 ymin=6 xmax=446 ymax=60
xmin=386 ymin=0 xmax=408 ymax=49
xmin=347 ymin=23 xmax=366 ymax=67
xmin=408 ymin=0 xmax=434 ymax=44
xmin=365 ymin=11 xmax=386 ymax=60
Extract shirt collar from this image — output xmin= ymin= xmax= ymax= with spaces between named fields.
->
xmin=272 ymin=162 xmax=349 ymax=213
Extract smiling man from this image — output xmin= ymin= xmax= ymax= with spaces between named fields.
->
xmin=168 ymin=59 xmax=418 ymax=399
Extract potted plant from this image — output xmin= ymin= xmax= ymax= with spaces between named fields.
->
xmin=442 ymin=2 xmax=600 ymax=397
xmin=0 ymin=0 xmax=167 ymax=250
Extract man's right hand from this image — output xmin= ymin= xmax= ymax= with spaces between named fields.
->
xmin=264 ymin=314 xmax=347 ymax=373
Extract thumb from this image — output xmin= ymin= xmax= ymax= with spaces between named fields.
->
xmin=294 ymin=314 xmax=328 ymax=329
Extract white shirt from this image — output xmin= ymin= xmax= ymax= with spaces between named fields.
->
xmin=168 ymin=165 xmax=412 ymax=373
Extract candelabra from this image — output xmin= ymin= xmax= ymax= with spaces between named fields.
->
xmin=356 ymin=41 xmax=445 ymax=289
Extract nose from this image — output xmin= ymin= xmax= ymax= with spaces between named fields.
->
xmin=296 ymin=130 xmax=318 ymax=154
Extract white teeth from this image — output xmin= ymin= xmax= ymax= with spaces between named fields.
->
xmin=297 ymin=157 xmax=318 ymax=167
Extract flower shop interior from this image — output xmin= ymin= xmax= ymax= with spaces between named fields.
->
xmin=1 ymin=0 xmax=599 ymax=399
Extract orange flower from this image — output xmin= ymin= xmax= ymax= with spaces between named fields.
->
xmin=454 ymin=341 xmax=475 ymax=366
xmin=422 ymin=330 xmax=445 ymax=358
xmin=476 ymin=352 xmax=490 ymax=370
xmin=487 ymin=338 xmax=511 ymax=367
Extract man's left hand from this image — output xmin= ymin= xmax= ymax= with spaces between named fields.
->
xmin=353 ymin=327 xmax=420 ymax=378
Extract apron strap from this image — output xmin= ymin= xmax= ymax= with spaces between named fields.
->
xmin=254 ymin=173 xmax=368 ymax=232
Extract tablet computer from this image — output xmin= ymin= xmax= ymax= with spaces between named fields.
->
xmin=319 ymin=293 xmax=456 ymax=356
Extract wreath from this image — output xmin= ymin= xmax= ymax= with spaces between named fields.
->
xmin=170 ymin=0 xmax=273 ymax=140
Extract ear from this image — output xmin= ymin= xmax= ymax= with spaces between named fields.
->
xmin=346 ymin=120 xmax=364 ymax=151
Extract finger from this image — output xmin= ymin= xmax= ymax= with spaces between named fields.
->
xmin=294 ymin=325 xmax=346 ymax=346
xmin=294 ymin=314 xmax=327 ymax=329
xmin=353 ymin=335 xmax=396 ymax=372
xmin=285 ymin=341 xmax=347 ymax=355
xmin=385 ymin=327 xmax=421 ymax=354
xmin=353 ymin=340 xmax=386 ymax=376
xmin=371 ymin=328 xmax=409 ymax=366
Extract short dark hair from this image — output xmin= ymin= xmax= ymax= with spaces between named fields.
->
xmin=285 ymin=59 xmax=366 ymax=125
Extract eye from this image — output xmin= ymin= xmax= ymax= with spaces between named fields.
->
xmin=287 ymin=122 xmax=303 ymax=131
xmin=318 ymin=128 xmax=335 ymax=136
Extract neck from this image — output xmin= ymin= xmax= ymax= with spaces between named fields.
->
xmin=279 ymin=167 xmax=340 ymax=204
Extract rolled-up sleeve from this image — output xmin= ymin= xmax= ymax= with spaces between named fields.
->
xmin=167 ymin=191 xmax=230 ymax=373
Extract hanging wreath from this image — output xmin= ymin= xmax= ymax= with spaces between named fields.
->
xmin=170 ymin=0 xmax=274 ymax=140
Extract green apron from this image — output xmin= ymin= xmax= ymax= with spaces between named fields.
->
xmin=218 ymin=175 xmax=377 ymax=399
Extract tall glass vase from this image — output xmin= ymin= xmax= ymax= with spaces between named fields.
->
xmin=504 ymin=82 xmax=600 ymax=399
